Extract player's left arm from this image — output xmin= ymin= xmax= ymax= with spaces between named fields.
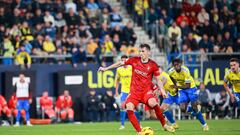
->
xmin=223 ymin=74 xmax=235 ymax=102
xmin=153 ymin=67 xmax=167 ymax=98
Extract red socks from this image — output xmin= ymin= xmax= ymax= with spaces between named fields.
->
xmin=153 ymin=105 xmax=166 ymax=126
xmin=127 ymin=110 xmax=141 ymax=132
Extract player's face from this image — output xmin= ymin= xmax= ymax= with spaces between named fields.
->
xmin=230 ymin=61 xmax=239 ymax=72
xmin=43 ymin=92 xmax=48 ymax=97
xmin=139 ymin=47 xmax=150 ymax=61
xmin=64 ymin=90 xmax=69 ymax=97
xmin=19 ymin=74 xmax=25 ymax=82
xmin=173 ymin=62 xmax=181 ymax=72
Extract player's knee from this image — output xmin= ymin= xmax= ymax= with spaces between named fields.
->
xmin=148 ymin=98 xmax=158 ymax=108
xmin=60 ymin=111 xmax=67 ymax=119
xmin=160 ymin=104 xmax=169 ymax=111
xmin=126 ymin=102 xmax=134 ymax=111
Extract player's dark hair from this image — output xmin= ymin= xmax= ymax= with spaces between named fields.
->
xmin=230 ymin=58 xmax=239 ymax=63
xmin=121 ymin=55 xmax=128 ymax=59
xmin=140 ymin=44 xmax=151 ymax=50
xmin=172 ymin=58 xmax=182 ymax=64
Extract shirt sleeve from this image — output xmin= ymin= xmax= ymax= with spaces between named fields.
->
xmin=115 ymin=69 xmax=120 ymax=83
xmin=153 ymin=63 xmax=160 ymax=76
xmin=223 ymin=73 xmax=229 ymax=83
xmin=124 ymin=57 xmax=135 ymax=65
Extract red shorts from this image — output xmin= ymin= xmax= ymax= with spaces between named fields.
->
xmin=125 ymin=90 xmax=156 ymax=108
xmin=144 ymin=97 xmax=159 ymax=111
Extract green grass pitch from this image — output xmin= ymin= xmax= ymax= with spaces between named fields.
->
xmin=0 ymin=120 xmax=239 ymax=135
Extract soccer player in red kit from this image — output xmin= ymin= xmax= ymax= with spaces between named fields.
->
xmin=98 ymin=44 xmax=175 ymax=134
xmin=0 ymin=95 xmax=12 ymax=124
xmin=8 ymin=94 xmax=26 ymax=119
xmin=56 ymin=90 xmax=74 ymax=123
xmin=40 ymin=91 xmax=57 ymax=123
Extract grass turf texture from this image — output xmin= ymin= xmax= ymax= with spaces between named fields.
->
xmin=0 ymin=120 xmax=239 ymax=135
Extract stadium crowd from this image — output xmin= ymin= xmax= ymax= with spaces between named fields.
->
xmin=123 ymin=0 xmax=240 ymax=62
xmin=0 ymin=0 xmax=139 ymax=67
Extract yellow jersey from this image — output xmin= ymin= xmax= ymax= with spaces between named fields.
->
xmin=224 ymin=69 xmax=240 ymax=93
xmin=168 ymin=66 xmax=196 ymax=90
xmin=160 ymin=71 xmax=177 ymax=96
xmin=115 ymin=66 xmax=132 ymax=93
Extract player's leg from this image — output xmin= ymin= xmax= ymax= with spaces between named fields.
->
xmin=235 ymin=93 xmax=240 ymax=108
xmin=161 ymin=95 xmax=177 ymax=126
xmin=15 ymin=100 xmax=23 ymax=126
xmin=188 ymin=87 xmax=208 ymax=131
xmin=60 ymin=110 xmax=67 ymax=121
xmin=119 ymin=92 xmax=128 ymax=129
xmin=147 ymin=97 xmax=175 ymax=133
xmin=67 ymin=108 xmax=74 ymax=123
xmin=125 ymin=95 xmax=141 ymax=134
xmin=23 ymin=100 xmax=31 ymax=126
xmin=45 ymin=109 xmax=57 ymax=123
xmin=3 ymin=106 xmax=12 ymax=125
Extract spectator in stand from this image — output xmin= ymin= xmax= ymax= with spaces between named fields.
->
xmin=199 ymin=34 xmax=213 ymax=53
xmin=147 ymin=8 xmax=158 ymax=40
xmin=159 ymin=8 xmax=172 ymax=26
xmin=16 ymin=44 xmax=32 ymax=69
xmin=192 ymin=0 xmax=202 ymax=14
xmin=197 ymin=82 xmax=212 ymax=119
xmin=102 ymin=34 xmax=116 ymax=56
xmin=40 ymin=91 xmax=57 ymax=123
xmin=44 ymin=22 xmax=56 ymax=40
xmin=56 ymin=90 xmax=74 ymax=123
xmin=126 ymin=42 xmax=138 ymax=56
xmin=87 ymin=89 xmax=99 ymax=122
xmin=20 ymin=21 xmax=34 ymax=41
xmin=182 ymin=0 xmax=192 ymax=15
xmin=87 ymin=0 xmax=99 ymax=19
xmin=214 ymin=90 xmax=230 ymax=119
xmin=89 ymin=21 xmax=101 ymax=40
xmin=65 ymin=8 xmax=79 ymax=29
xmin=43 ymin=35 xmax=56 ymax=54
xmin=2 ymin=35 xmax=14 ymax=65
xmin=55 ymin=12 xmax=66 ymax=36
xmin=222 ymin=31 xmax=233 ymax=53
xmin=156 ymin=19 xmax=168 ymax=52
xmin=98 ymin=0 xmax=112 ymax=11
xmin=65 ymin=0 xmax=77 ymax=13
xmin=71 ymin=46 xmax=87 ymax=68
xmin=197 ymin=9 xmax=209 ymax=26
xmin=32 ymin=9 xmax=44 ymax=27
xmin=122 ymin=21 xmax=137 ymax=45
xmin=176 ymin=12 xmax=190 ymax=26
xmin=189 ymin=11 xmax=199 ymax=26
xmin=112 ymin=34 xmax=121 ymax=52
xmin=109 ymin=6 xmax=123 ymax=28
xmin=87 ymin=39 xmax=98 ymax=55
xmin=43 ymin=10 xmax=55 ymax=26
xmin=184 ymin=32 xmax=199 ymax=52
xmin=233 ymin=37 xmax=240 ymax=52
xmin=78 ymin=23 xmax=92 ymax=47
xmin=168 ymin=21 xmax=182 ymax=52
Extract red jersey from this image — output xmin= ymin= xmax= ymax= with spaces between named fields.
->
xmin=124 ymin=57 xmax=160 ymax=93
xmin=56 ymin=95 xmax=73 ymax=109
xmin=8 ymin=95 xmax=17 ymax=109
xmin=0 ymin=95 xmax=7 ymax=107
xmin=40 ymin=96 xmax=53 ymax=110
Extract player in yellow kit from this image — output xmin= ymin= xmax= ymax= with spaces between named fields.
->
xmin=158 ymin=66 xmax=179 ymax=129
xmin=169 ymin=58 xmax=209 ymax=131
xmin=224 ymin=58 xmax=240 ymax=108
xmin=115 ymin=55 xmax=132 ymax=130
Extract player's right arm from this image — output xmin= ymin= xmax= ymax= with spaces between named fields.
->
xmin=98 ymin=60 xmax=124 ymax=72
xmin=223 ymin=73 xmax=235 ymax=103
xmin=115 ymin=69 xmax=120 ymax=97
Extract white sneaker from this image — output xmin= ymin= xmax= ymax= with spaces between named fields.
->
xmin=27 ymin=121 xmax=33 ymax=126
xmin=119 ymin=125 xmax=125 ymax=130
xmin=14 ymin=122 xmax=20 ymax=127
